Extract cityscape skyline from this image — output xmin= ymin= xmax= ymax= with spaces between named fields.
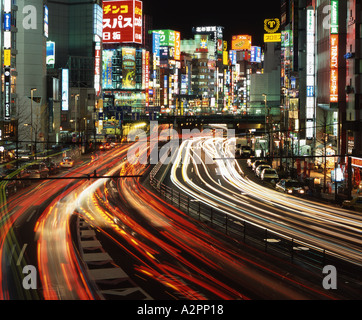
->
xmin=142 ymin=0 xmax=281 ymax=46
xmin=0 ymin=0 xmax=362 ymax=306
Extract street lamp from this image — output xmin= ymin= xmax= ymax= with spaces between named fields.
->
xmin=30 ymin=88 xmax=37 ymax=154
xmin=74 ymin=94 xmax=80 ymax=134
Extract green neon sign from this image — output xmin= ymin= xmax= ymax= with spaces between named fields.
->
xmin=331 ymin=0 xmax=339 ymax=34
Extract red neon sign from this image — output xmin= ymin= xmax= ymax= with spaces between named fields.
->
xmin=103 ymin=0 xmax=143 ymax=44
xmin=330 ymin=34 xmax=338 ymax=103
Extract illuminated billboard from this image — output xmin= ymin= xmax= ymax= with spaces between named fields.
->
xmin=330 ymin=0 xmax=339 ymax=104
xmin=264 ymin=33 xmax=281 ymax=43
xmin=250 ymin=46 xmax=261 ymax=63
xmin=103 ymin=0 xmax=143 ymax=44
xmin=62 ymin=69 xmax=69 ymax=111
xmin=4 ymin=68 xmax=10 ymax=121
xmin=175 ymin=31 xmax=181 ymax=61
xmin=231 ymin=35 xmax=252 ymax=51
xmin=330 ymin=34 xmax=339 ymax=103
xmin=102 ymin=49 xmax=114 ymax=89
xmin=46 ymin=41 xmax=55 ymax=65
xmin=306 ymin=8 xmax=315 ymax=139
xmin=122 ymin=47 xmax=136 ymax=89
xmin=264 ymin=18 xmax=280 ymax=34
xmin=151 ymin=30 xmax=181 ymax=61
xmin=94 ymin=41 xmax=102 ymax=96
xmin=331 ymin=0 xmax=339 ymax=34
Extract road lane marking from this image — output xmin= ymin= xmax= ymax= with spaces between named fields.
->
xmin=17 ymin=243 xmax=28 ymax=266
xmin=26 ymin=209 xmax=37 ymax=222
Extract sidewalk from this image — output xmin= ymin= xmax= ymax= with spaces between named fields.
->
xmin=269 ymin=160 xmax=348 ymax=205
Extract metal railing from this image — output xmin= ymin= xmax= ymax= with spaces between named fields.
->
xmin=149 ymin=174 xmax=362 ymax=281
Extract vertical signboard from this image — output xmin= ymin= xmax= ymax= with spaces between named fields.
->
xmin=330 ymin=0 xmax=339 ymax=104
xmin=133 ymin=0 xmax=143 ymax=44
xmin=250 ymin=46 xmax=261 ymax=63
xmin=145 ymin=51 xmax=150 ymax=107
xmin=62 ymin=69 xmax=69 ymax=111
xmin=306 ymin=8 xmax=315 ymax=139
xmin=3 ymin=0 xmax=11 ymax=120
xmin=44 ymin=5 xmax=49 ymax=38
xmin=4 ymin=68 xmax=11 ymax=121
xmin=152 ymin=32 xmax=160 ymax=69
xmin=94 ymin=40 xmax=102 ymax=96
xmin=102 ymin=49 xmax=114 ymax=89
xmin=103 ymin=0 xmax=142 ymax=44
xmin=174 ymin=31 xmax=181 ymax=61
xmin=330 ymin=34 xmax=339 ymax=103
xmin=46 ymin=41 xmax=55 ymax=65
xmin=330 ymin=0 xmax=339 ymax=34
xmin=122 ymin=47 xmax=136 ymax=89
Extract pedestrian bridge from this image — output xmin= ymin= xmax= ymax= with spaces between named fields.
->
xmin=123 ymin=114 xmax=272 ymax=130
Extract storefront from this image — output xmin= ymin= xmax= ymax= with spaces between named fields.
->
xmin=351 ymin=157 xmax=362 ymax=189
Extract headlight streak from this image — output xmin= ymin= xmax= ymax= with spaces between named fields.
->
xmin=171 ymin=137 xmax=362 ymax=266
xmin=75 ymin=153 xmax=247 ymax=300
xmin=221 ymin=139 xmax=362 ymax=235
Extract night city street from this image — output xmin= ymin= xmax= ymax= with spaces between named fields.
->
xmin=0 ymin=0 xmax=362 ymax=313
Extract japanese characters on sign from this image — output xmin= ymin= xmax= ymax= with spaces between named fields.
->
xmin=103 ymin=0 xmax=143 ymax=44
xmin=306 ymin=8 xmax=315 ymax=139
xmin=330 ymin=34 xmax=339 ymax=103
xmin=330 ymin=1 xmax=339 ymax=104
xmin=3 ymin=0 xmax=11 ymax=121
xmin=232 ymin=35 xmax=252 ymax=51
xmin=263 ymin=33 xmax=281 ymax=43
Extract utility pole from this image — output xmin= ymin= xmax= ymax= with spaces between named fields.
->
xmin=30 ymin=88 xmax=37 ymax=155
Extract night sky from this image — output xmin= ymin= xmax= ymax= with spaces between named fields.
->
xmin=142 ymin=0 xmax=281 ymax=47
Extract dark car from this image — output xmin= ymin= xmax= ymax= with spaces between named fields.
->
xmin=99 ymin=143 xmax=111 ymax=151
xmin=0 ymin=171 xmax=18 ymax=196
xmin=27 ymin=163 xmax=50 ymax=179
xmin=45 ymin=160 xmax=60 ymax=175
xmin=16 ymin=168 xmax=32 ymax=188
xmin=240 ymin=146 xmax=252 ymax=157
xmin=275 ymin=179 xmax=305 ymax=195
xmin=252 ymin=160 xmax=269 ymax=172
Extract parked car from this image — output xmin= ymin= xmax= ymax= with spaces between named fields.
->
xmin=27 ymin=163 xmax=50 ymax=179
xmin=240 ymin=146 xmax=252 ymax=158
xmin=342 ymin=196 xmax=362 ymax=212
xmin=60 ymin=157 xmax=74 ymax=168
xmin=275 ymin=179 xmax=305 ymax=195
xmin=261 ymin=168 xmax=279 ymax=181
xmin=252 ymin=160 xmax=269 ymax=172
xmin=247 ymin=156 xmax=256 ymax=168
xmin=255 ymin=164 xmax=271 ymax=178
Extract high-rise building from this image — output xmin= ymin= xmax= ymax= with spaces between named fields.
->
xmin=0 ymin=0 xmax=49 ymax=157
xmin=48 ymin=0 xmax=103 ymax=145
xmin=345 ymin=0 xmax=362 ymax=155
xmin=101 ymin=0 xmax=154 ymax=125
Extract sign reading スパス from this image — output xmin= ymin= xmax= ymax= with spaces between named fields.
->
xmin=103 ymin=0 xmax=143 ymax=44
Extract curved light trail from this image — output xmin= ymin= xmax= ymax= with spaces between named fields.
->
xmin=170 ymin=137 xmax=362 ymax=266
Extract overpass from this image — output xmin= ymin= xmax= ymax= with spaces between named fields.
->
xmin=123 ymin=114 xmax=272 ymax=131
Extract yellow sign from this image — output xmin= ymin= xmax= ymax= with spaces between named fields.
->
xmin=264 ymin=19 xmax=281 ymax=34
xmin=264 ymin=33 xmax=281 ymax=43
xmin=4 ymin=49 xmax=11 ymax=67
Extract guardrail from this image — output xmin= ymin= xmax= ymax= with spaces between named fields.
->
xmin=149 ymin=174 xmax=362 ymax=281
